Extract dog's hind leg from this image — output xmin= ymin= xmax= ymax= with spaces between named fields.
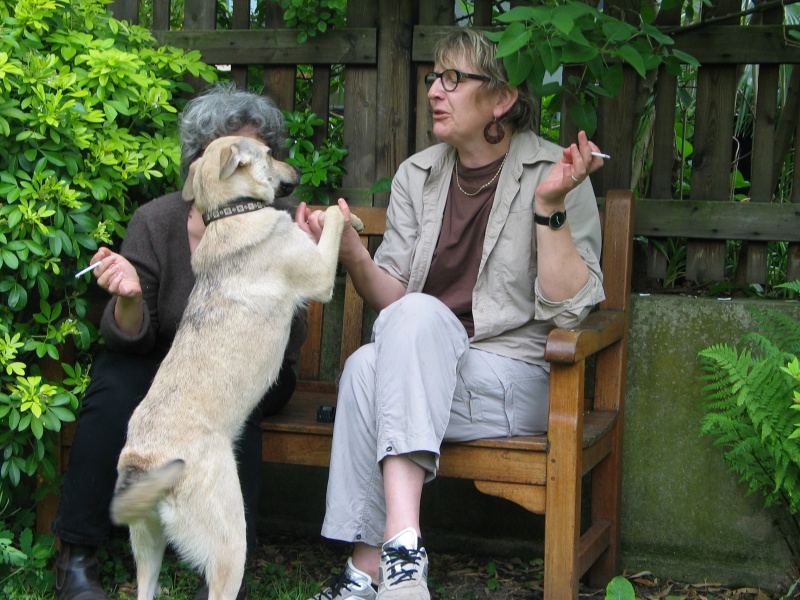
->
xmin=201 ymin=472 xmax=246 ymax=600
xmin=129 ymin=518 xmax=167 ymax=600
xmin=166 ymin=446 xmax=247 ymax=600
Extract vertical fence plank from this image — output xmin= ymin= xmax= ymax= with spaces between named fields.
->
xmin=342 ymin=0 xmax=378 ymax=196
xmin=772 ymin=66 xmax=800 ymax=190
xmin=685 ymin=1 xmax=740 ymax=283
xmin=152 ymin=0 xmax=170 ymax=30
xmin=373 ymin=0 xmax=414 ymax=207
xmin=109 ymin=0 xmax=139 ymax=24
xmin=183 ymin=0 xmax=215 ymax=30
xmin=182 ymin=0 xmax=215 ymax=95
xmin=595 ymin=69 xmax=636 ymax=196
xmin=228 ymin=0 xmax=251 ymax=89
xmin=595 ymin=0 xmax=638 ymax=195
xmin=644 ymin=5 xmax=681 ymax=280
xmin=263 ymin=2 xmax=295 ymax=137
xmin=739 ymin=5 xmax=782 ymax=286
xmin=472 ymin=0 xmax=493 ymax=26
xmin=559 ymin=67 xmax=580 ymax=149
xmin=415 ymin=0 xmax=453 ymax=153
xmin=788 ymin=114 xmax=800 ymax=284
xmin=311 ymin=66 xmax=332 ymax=150
xmin=741 ymin=62 xmax=779 ymax=284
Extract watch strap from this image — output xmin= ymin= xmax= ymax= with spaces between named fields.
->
xmin=533 ymin=209 xmax=567 ymax=230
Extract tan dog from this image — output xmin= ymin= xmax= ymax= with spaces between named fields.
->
xmin=109 ymin=136 xmax=361 ymax=600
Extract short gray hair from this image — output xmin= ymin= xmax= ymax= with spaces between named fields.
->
xmin=433 ymin=28 xmax=537 ymax=133
xmin=179 ymin=82 xmax=286 ymax=179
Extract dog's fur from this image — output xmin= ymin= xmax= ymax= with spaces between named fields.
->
xmin=110 ymin=136 xmax=357 ymax=600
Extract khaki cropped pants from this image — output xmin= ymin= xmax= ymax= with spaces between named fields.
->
xmin=320 ymin=293 xmax=550 ymax=548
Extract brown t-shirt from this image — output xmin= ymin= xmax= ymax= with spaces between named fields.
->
xmin=422 ymin=154 xmax=506 ymax=336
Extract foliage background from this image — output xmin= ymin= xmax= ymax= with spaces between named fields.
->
xmin=0 ymin=0 xmax=216 ymax=590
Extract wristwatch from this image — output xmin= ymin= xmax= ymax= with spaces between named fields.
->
xmin=533 ymin=209 xmax=567 ymax=230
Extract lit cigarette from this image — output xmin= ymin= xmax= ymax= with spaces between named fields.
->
xmin=74 ymin=262 xmax=101 ymax=279
xmin=592 ymin=152 xmax=611 ymax=159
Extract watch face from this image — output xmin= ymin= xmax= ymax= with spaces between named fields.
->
xmin=550 ymin=211 xmax=567 ymax=229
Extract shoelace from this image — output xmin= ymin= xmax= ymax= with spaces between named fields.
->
xmin=382 ymin=546 xmax=423 ymax=584
xmin=321 ymin=569 xmax=359 ymax=599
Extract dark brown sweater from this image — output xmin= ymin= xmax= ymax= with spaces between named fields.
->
xmin=100 ymin=191 xmax=308 ymax=362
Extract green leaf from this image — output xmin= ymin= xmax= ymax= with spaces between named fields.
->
xmin=1 ymin=249 xmax=19 ymax=269
xmin=672 ymin=49 xmax=700 ymax=68
xmin=605 ymin=576 xmax=636 ymax=600
xmin=503 ymin=49 xmax=534 ymax=89
xmin=368 ymin=176 xmax=392 ymax=194
xmin=551 ymin=12 xmax=575 ymax=36
xmin=617 ymin=44 xmax=647 ymax=78
xmin=599 ymin=62 xmax=624 ymax=98
xmin=602 ymin=20 xmax=636 ymax=43
xmin=570 ymin=102 xmax=597 ymax=138
xmin=495 ymin=22 xmax=531 ymax=59
xmin=494 ymin=5 xmax=535 ymax=23
xmin=49 ymin=406 xmax=76 ymax=422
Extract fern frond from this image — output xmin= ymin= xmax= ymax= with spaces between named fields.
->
xmin=749 ymin=309 xmax=800 ymax=354
xmin=698 ymin=310 xmax=800 ymax=517
xmin=776 ymin=281 xmax=800 ymax=294
xmin=698 ymin=344 xmax=753 ymax=407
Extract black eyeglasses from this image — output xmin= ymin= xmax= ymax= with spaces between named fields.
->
xmin=424 ymin=69 xmax=491 ymax=92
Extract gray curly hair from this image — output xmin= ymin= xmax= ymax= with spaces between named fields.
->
xmin=179 ymin=82 xmax=286 ymax=179
xmin=433 ymin=28 xmax=537 ymax=133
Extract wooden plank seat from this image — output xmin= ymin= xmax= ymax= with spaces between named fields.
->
xmin=261 ymin=189 xmax=636 ymax=600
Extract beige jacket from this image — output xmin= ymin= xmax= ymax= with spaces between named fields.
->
xmin=373 ymin=130 xmax=605 ymax=366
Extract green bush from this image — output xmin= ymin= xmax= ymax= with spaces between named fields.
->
xmin=284 ymin=107 xmax=347 ymax=204
xmin=0 ymin=0 xmax=216 ymax=588
xmin=271 ymin=0 xmax=347 ymax=44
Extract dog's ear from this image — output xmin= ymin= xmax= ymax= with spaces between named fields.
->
xmin=219 ymin=143 xmax=252 ymax=181
xmin=182 ymin=160 xmax=199 ymax=201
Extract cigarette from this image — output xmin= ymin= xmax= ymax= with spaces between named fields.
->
xmin=74 ymin=262 xmax=101 ymax=278
xmin=591 ymin=152 xmax=611 ymax=159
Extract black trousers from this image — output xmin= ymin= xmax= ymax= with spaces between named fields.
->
xmin=51 ymin=346 xmax=296 ymax=554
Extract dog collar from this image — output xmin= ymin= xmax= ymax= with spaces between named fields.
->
xmin=202 ymin=199 xmax=269 ymax=226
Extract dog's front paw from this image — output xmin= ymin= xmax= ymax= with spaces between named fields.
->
xmin=350 ymin=213 xmax=365 ymax=233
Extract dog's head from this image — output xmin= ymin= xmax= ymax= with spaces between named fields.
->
xmin=182 ymin=136 xmax=299 ymax=215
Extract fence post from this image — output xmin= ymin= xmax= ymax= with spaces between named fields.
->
xmin=109 ymin=0 xmax=139 ymax=24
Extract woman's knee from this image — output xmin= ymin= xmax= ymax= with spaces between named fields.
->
xmin=339 ymin=344 xmax=377 ymax=401
xmin=376 ymin=293 xmax=464 ymax=338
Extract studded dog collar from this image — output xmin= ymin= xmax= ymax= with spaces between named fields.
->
xmin=202 ymin=198 xmax=269 ymax=226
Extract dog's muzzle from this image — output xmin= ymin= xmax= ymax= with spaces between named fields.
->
xmin=277 ymin=180 xmax=298 ymax=198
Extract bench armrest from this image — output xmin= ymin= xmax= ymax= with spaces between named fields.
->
xmin=544 ymin=309 xmax=626 ymax=365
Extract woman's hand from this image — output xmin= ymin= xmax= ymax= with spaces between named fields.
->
xmin=535 ymin=131 xmax=605 ymax=208
xmin=89 ymin=247 xmax=144 ymax=335
xmin=295 ymin=198 xmax=362 ymax=261
xmin=91 ymin=248 xmax=142 ymax=299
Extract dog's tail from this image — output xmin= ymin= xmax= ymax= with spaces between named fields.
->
xmin=110 ymin=459 xmax=185 ymax=525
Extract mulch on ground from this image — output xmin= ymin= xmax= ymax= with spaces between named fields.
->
xmin=250 ymin=532 xmax=799 ymax=600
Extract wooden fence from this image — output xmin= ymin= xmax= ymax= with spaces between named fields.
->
xmin=110 ymin=0 xmax=800 ymax=288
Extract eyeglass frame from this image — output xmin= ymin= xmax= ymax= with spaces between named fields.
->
xmin=424 ymin=69 xmax=491 ymax=92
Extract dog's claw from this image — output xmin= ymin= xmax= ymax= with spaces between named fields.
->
xmin=350 ymin=214 xmax=365 ymax=233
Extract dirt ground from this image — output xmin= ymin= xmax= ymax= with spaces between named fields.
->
xmin=251 ymin=532 xmax=800 ymax=600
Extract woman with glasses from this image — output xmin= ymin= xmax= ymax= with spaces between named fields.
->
xmin=296 ymin=28 xmax=606 ymax=600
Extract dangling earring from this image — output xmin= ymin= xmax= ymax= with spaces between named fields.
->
xmin=484 ymin=117 xmax=505 ymax=144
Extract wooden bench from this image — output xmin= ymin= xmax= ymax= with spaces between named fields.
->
xmin=38 ymin=189 xmax=634 ymax=600
xmin=261 ymin=189 xmax=635 ymax=600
